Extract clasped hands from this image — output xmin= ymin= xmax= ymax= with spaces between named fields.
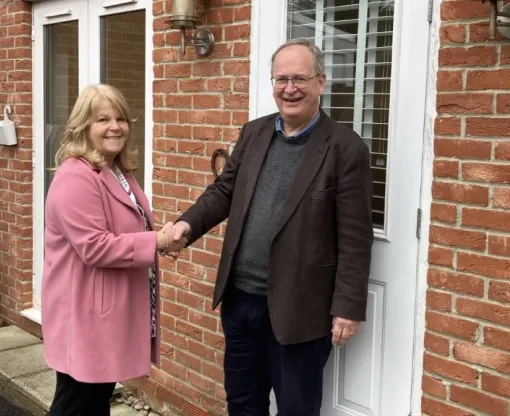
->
xmin=156 ymin=221 xmax=191 ymax=258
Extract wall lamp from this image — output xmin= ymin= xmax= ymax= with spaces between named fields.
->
xmin=168 ymin=0 xmax=214 ymax=56
xmin=483 ymin=0 xmax=510 ymax=39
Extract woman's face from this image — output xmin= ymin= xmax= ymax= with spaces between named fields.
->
xmin=89 ymin=99 xmax=129 ymax=165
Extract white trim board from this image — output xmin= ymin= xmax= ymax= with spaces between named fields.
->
xmin=411 ymin=0 xmax=441 ymax=413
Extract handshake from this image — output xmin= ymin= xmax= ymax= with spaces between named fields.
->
xmin=156 ymin=221 xmax=191 ymax=259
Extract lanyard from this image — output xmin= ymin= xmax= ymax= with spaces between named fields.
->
xmin=110 ymin=165 xmax=138 ymax=207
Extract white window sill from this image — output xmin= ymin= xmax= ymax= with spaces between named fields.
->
xmin=20 ymin=308 xmax=42 ymax=325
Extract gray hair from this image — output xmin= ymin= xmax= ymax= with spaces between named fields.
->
xmin=271 ymin=38 xmax=325 ymax=75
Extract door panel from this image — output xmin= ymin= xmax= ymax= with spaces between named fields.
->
xmin=254 ymin=1 xmax=430 ymax=415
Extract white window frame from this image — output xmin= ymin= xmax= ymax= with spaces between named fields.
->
xmin=23 ymin=0 xmax=153 ymax=324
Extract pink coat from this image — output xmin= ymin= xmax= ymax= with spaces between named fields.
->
xmin=41 ymin=157 xmax=160 ymax=383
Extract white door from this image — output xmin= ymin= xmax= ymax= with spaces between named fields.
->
xmin=27 ymin=0 xmax=152 ymax=323
xmin=250 ymin=1 xmax=429 ymax=415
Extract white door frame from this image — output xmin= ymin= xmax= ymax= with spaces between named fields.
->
xmin=248 ymin=0 xmax=436 ymax=414
xmin=23 ymin=0 xmax=153 ymax=324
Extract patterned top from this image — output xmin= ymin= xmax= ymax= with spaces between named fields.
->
xmin=136 ymin=202 xmax=157 ymax=339
xmin=109 ymin=166 xmax=157 ymax=338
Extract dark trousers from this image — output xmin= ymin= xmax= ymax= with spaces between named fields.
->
xmin=49 ymin=371 xmax=116 ymax=416
xmin=221 ymin=287 xmax=332 ymax=416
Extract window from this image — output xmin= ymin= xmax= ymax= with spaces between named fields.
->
xmin=287 ymin=0 xmax=394 ymax=229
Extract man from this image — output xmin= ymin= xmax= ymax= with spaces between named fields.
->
xmin=171 ymin=38 xmax=374 ymax=416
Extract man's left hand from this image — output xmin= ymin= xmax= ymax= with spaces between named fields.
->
xmin=331 ymin=317 xmax=360 ymax=346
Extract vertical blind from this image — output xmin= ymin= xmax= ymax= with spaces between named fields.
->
xmin=287 ymin=0 xmax=394 ymax=229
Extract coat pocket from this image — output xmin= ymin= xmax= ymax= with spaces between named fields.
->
xmin=94 ymin=269 xmax=113 ymax=315
xmin=311 ymin=187 xmax=335 ymax=200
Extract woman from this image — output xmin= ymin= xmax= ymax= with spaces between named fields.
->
xmin=42 ymin=84 xmax=174 ymax=415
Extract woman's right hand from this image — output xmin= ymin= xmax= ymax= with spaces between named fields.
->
xmin=156 ymin=222 xmax=175 ymax=251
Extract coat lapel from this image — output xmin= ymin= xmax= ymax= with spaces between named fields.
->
xmin=274 ymin=114 xmax=332 ymax=237
xmin=98 ymin=167 xmax=139 ymax=215
xmin=243 ymin=115 xmax=278 ymax=217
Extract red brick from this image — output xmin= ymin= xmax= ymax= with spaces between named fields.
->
xmin=224 ymin=93 xmax=249 ymax=109
xmin=441 ymin=1 xmax=490 ymax=21
xmin=193 ymin=94 xmax=221 ymax=109
xmin=207 ymin=78 xmax=232 ymax=92
xmin=494 ymin=142 xmax=510 ymax=160
xmin=450 ymin=384 xmax=508 ymax=416
xmin=422 ymin=375 xmax=447 ymax=398
xmin=440 ymin=25 xmax=466 ymax=44
xmin=488 ymin=281 xmax=510 ymax=304
xmin=456 ymin=297 xmax=510 ymax=326
xmin=427 ymin=268 xmax=484 ymax=297
xmin=482 ymin=372 xmax=510 ymax=399
xmin=436 ymin=94 xmax=492 ymax=114
xmin=425 ymin=332 xmax=450 ymax=356
xmin=183 ymin=400 xmax=210 ymax=416
xmin=436 ymin=139 xmax=491 ymax=159
xmin=433 ymin=160 xmax=459 ymax=179
xmin=192 ymin=62 xmax=221 ymax=77
xmin=432 ymin=182 xmax=489 ymax=205
xmin=233 ymin=5 xmax=251 ymax=21
xmin=192 ymin=250 xmax=220 ymax=268
xmin=435 ymin=117 xmax=461 ymax=135
xmin=223 ymin=61 xmax=250 ymax=76
xmin=423 ymin=352 xmax=478 ymax=385
xmin=484 ymin=326 xmax=510 ymax=352
xmin=422 ymin=396 xmax=475 ymax=416
xmin=455 ymin=341 xmax=510 ymax=374
xmin=462 ymin=208 xmax=510 ymax=233
xmin=430 ymin=203 xmax=457 ymax=224
xmin=429 ymin=224 xmax=486 ymax=251
xmin=233 ymin=41 xmax=250 ymax=57
xmin=428 ymin=246 xmax=454 ymax=267
xmin=500 ymin=45 xmax=510 ymax=65
xmin=426 ymin=311 xmax=479 ymax=340
xmin=427 ymin=290 xmax=452 ymax=312
xmin=207 ymin=8 xmax=234 ymax=24
xmin=469 ymin=22 xmax=501 ymax=43
xmin=466 ymin=118 xmax=510 ymax=137
xmin=439 ymin=46 xmax=496 ymax=67
xmin=467 ymin=69 xmax=510 ymax=90
xmin=224 ymin=23 xmax=250 ymax=40
xmin=437 ymin=71 xmax=462 ymax=91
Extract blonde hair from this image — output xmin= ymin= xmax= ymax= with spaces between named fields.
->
xmin=55 ymin=84 xmax=138 ymax=172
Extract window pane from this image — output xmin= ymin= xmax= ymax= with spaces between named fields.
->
xmin=44 ymin=21 xmax=79 ymax=196
xmin=101 ymin=10 xmax=146 ymax=188
xmin=287 ymin=0 xmax=394 ymax=229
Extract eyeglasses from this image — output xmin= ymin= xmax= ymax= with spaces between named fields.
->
xmin=271 ymin=74 xmax=322 ymax=89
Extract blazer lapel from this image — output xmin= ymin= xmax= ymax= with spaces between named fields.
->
xmin=243 ymin=116 xmax=277 ymax=217
xmin=98 ymin=167 xmax=138 ymax=214
xmin=274 ymin=115 xmax=332 ymax=237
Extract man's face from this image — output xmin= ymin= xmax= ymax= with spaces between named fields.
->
xmin=272 ymin=45 xmax=325 ymax=125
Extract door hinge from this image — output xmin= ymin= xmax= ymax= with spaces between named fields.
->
xmin=416 ymin=208 xmax=422 ymax=239
xmin=31 ymin=24 xmax=35 ymax=41
xmin=427 ymin=0 xmax=433 ymax=22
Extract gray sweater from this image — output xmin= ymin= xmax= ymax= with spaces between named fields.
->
xmin=231 ymin=129 xmax=312 ymax=295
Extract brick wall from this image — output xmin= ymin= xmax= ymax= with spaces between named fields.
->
xmin=424 ymin=1 xmax=510 ymax=415
xmin=124 ymin=1 xmax=251 ymax=415
xmin=0 ymin=0 xmax=39 ymax=335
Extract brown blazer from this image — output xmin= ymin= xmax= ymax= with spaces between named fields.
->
xmin=179 ymin=110 xmax=374 ymax=345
